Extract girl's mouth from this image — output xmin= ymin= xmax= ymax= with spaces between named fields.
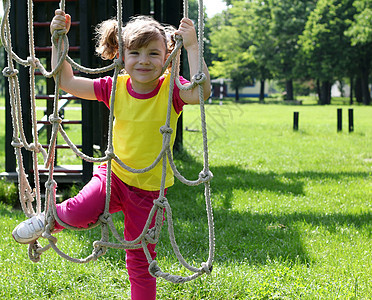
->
xmin=136 ymin=68 xmax=152 ymax=72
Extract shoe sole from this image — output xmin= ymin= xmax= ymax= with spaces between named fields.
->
xmin=12 ymin=232 xmax=39 ymax=245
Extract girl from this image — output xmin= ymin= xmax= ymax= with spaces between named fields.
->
xmin=12 ymin=9 xmax=211 ymax=300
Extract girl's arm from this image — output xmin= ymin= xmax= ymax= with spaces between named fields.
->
xmin=175 ymin=18 xmax=211 ymax=104
xmin=51 ymin=9 xmax=96 ymax=100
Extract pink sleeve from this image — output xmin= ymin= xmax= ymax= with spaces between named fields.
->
xmin=94 ymin=76 xmax=113 ymax=108
xmin=172 ymin=76 xmax=189 ymax=114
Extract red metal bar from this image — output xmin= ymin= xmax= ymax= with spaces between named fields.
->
xmin=33 ymin=21 xmax=80 ymax=27
xmin=35 ymin=46 xmax=80 ymax=52
xmin=41 ymin=144 xmax=82 ymax=149
xmin=38 ymin=120 xmax=82 ymax=125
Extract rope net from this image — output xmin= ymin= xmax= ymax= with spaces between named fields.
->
xmin=1 ymin=0 xmax=214 ymax=283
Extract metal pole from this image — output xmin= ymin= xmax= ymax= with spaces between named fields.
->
xmin=337 ymin=108 xmax=342 ymax=132
xmin=348 ymin=108 xmax=354 ymax=132
xmin=293 ymin=112 xmax=299 ymax=131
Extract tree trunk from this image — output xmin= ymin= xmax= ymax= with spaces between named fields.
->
xmin=355 ymin=76 xmax=363 ymax=104
xmin=319 ymin=81 xmax=331 ymax=105
xmin=259 ymin=80 xmax=265 ymax=102
xmin=235 ymin=87 xmax=239 ymax=102
xmin=316 ymin=79 xmax=321 ymax=104
xmin=349 ymin=76 xmax=353 ymax=105
xmin=361 ymin=66 xmax=371 ymax=105
xmin=285 ymin=80 xmax=294 ymax=100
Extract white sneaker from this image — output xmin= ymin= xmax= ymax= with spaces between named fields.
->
xmin=12 ymin=213 xmax=45 ymax=244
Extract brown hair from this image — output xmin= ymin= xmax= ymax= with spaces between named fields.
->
xmin=95 ymin=16 xmax=176 ymax=61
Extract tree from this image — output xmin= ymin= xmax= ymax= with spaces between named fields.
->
xmin=299 ymin=0 xmax=358 ymax=104
xmin=209 ymin=21 xmax=255 ymax=101
xmin=345 ymin=0 xmax=372 ymax=105
xmin=209 ymin=0 xmax=273 ymax=101
xmin=267 ymin=0 xmax=316 ymax=100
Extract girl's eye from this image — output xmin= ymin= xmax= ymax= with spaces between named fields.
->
xmin=150 ymin=52 xmax=160 ymax=56
xmin=129 ymin=51 xmax=139 ymax=55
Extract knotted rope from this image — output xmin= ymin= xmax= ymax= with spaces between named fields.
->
xmin=1 ymin=0 xmax=214 ymax=283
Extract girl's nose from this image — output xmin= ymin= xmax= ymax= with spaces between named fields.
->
xmin=139 ymin=54 xmax=150 ymax=64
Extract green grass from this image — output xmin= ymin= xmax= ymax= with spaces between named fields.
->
xmin=1 ymin=101 xmax=372 ymax=299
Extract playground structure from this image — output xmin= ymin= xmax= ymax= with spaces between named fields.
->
xmin=2 ymin=0 xmax=214 ymax=283
xmin=3 ymin=0 xmax=185 ymax=184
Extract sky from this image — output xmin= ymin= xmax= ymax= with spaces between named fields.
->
xmin=0 ymin=0 xmax=227 ymax=18
xmin=204 ymin=0 xmax=227 ymax=17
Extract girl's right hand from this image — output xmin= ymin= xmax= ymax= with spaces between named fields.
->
xmin=50 ymin=9 xmax=71 ymax=36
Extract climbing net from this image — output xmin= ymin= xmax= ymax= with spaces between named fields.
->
xmin=1 ymin=0 xmax=214 ymax=283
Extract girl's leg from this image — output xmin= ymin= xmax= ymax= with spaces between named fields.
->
xmin=123 ymin=187 xmax=162 ymax=300
xmin=12 ymin=165 xmax=122 ymax=243
xmin=54 ymin=164 xmax=123 ymax=230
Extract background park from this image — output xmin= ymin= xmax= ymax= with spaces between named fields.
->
xmin=0 ymin=0 xmax=371 ymax=299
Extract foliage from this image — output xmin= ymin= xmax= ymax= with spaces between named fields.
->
xmin=345 ymin=0 xmax=372 ymax=44
xmin=266 ymin=0 xmax=316 ymax=99
xmin=208 ymin=0 xmax=372 ymax=105
xmin=209 ymin=1 xmax=274 ymax=100
xmin=0 ymin=179 xmax=18 ymax=207
xmin=299 ymin=0 xmax=356 ymax=83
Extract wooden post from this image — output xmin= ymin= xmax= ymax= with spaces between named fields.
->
xmin=348 ymin=108 xmax=354 ymax=132
xmin=162 ymin=0 xmax=184 ymax=153
xmin=80 ymin=0 xmax=94 ymax=182
xmin=6 ymin=0 xmax=33 ymax=175
xmin=293 ymin=112 xmax=299 ymax=131
xmin=337 ymin=108 xmax=342 ymax=132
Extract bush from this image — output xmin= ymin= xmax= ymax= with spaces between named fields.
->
xmin=0 ymin=180 xmax=18 ymax=207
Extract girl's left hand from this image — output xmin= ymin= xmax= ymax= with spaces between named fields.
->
xmin=175 ymin=18 xmax=198 ymax=51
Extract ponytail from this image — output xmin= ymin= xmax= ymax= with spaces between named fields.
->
xmin=95 ymin=19 xmax=120 ymax=60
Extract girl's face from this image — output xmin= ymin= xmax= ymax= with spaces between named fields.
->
xmin=124 ymin=39 xmax=168 ymax=93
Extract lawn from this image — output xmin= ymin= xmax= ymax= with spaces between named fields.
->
xmin=0 ymin=100 xmax=371 ymax=299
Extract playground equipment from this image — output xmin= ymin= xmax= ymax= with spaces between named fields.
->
xmin=2 ymin=0 xmax=214 ymax=283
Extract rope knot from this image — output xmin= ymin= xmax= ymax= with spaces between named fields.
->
xmin=104 ymin=150 xmax=116 ymax=160
xmin=92 ymin=244 xmax=107 ymax=260
xmin=45 ymin=179 xmax=57 ymax=191
xmin=49 ymin=115 xmax=63 ymax=124
xmin=29 ymin=142 xmax=43 ymax=153
xmin=192 ymin=72 xmax=207 ymax=85
xmin=52 ymin=29 xmax=67 ymax=45
xmin=28 ymin=241 xmax=42 ymax=263
xmin=159 ymin=126 xmax=173 ymax=135
xmin=27 ymin=57 xmax=39 ymax=69
xmin=114 ymin=58 xmax=125 ymax=69
xmin=2 ymin=67 xmax=18 ymax=78
xmin=153 ymin=196 xmax=167 ymax=208
xmin=99 ymin=213 xmax=111 ymax=224
xmin=148 ymin=260 xmax=161 ymax=278
xmin=199 ymin=170 xmax=213 ymax=183
xmin=201 ymin=262 xmax=213 ymax=275
xmin=146 ymin=227 xmax=156 ymax=240
xmin=11 ymin=138 xmax=23 ymax=149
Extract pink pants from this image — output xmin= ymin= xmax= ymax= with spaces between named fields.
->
xmin=54 ymin=164 xmax=162 ymax=300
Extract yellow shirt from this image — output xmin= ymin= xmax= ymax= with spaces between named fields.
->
xmin=109 ymin=74 xmax=181 ymax=191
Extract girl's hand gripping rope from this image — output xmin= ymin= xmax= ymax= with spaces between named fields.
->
xmin=50 ymin=9 xmax=71 ymax=40
xmin=175 ymin=18 xmax=198 ymax=52
xmin=175 ymin=18 xmax=211 ymax=104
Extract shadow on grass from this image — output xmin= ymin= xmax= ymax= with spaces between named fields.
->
xmin=161 ymin=149 xmax=371 ymax=265
xmin=2 ymin=149 xmax=370 ymax=268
